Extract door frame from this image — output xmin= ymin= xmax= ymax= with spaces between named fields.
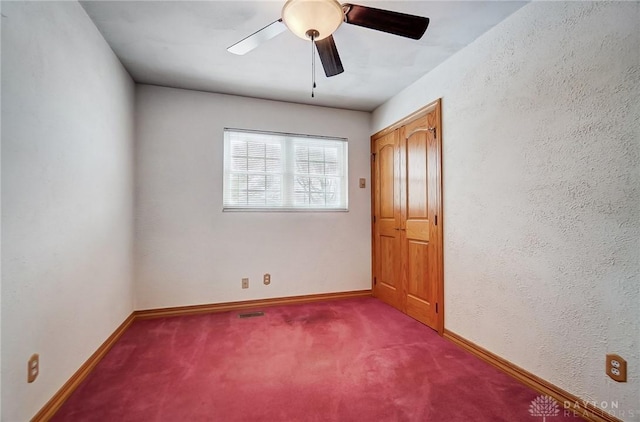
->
xmin=370 ymin=98 xmax=444 ymax=335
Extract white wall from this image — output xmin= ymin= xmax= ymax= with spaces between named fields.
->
xmin=135 ymin=85 xmax=372 ymax=310
xmin=0 ymin=7 xmax=3 ymax=415
xmin=373 ymin=1 xmax=639 ymax=418
xmin=1 ymin=2 xmax=135 ymax=421
xmin=0 ymin=5 xmax=3 ymax=416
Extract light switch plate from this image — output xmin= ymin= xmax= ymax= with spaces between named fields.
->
xmin=28 ymin=354 xmax=39 ymax=383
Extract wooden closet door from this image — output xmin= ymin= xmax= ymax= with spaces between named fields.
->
xmin=373 ymin=130 xmax=402 ymax=310
xmin=371 ymin=99 xmax=443 ymax=333
xmin=400 ymin=111 xmax=439 ymax=329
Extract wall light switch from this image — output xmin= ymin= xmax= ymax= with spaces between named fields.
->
xmin=28 ymin=354 xmax=39 ymax=383
xmin=359 ymin=178 xmax=366 ymax=188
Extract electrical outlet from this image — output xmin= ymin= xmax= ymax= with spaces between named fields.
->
xmin=242 ymin=278 xmax=249 ymax=289
xmin=28 ymin=354 xmax=39 ymax=383
xmin=606 ymin=354 xmax=627 ymax=382
xmin=263 ymin=273 xmax=271 ymax=285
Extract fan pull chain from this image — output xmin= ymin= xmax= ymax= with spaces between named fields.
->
xmin=305 ymin=29 xmax=319 ymax=98
xmin=310 ymin=33 xmax=316 ymax=98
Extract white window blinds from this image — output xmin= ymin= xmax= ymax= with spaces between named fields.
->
xmin=223 ymin=129 xmax=348 ymax=211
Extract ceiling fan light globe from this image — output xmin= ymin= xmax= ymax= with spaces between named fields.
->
xmin=282 ymin=0 xmax=343 ymax=40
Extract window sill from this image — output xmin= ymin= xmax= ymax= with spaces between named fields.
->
xmin=222 ymin=208 xmax=349 ymax=213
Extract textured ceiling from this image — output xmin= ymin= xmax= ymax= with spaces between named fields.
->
xmin=81 ymin=1 xmax=527 ymax=111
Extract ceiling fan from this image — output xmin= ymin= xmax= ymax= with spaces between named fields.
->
xmin=227 ymin=0 xmax=430 ymax=87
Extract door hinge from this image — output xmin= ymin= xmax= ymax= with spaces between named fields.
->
xmin=371 ymin=153 xmax=376 ymax=161
xmin=436 ymin=303 xmax=438 ymax=313
xmin=374 ymin=277 xmax=377 ymax=285
xmin=373 ymin=215 xmax=376 ymax=223
xmin=435 ymin=215 xmax=438 ymax=226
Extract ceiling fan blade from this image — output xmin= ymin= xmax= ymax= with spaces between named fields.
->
xmin=343 ymin=4 xmax=429 ymax=40
xmin=315 ymin=35 xmax=344 ymax=77
xmin=227 ymin=19 xmax=287 ymax=55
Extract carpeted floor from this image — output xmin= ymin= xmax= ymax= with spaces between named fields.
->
xmin=52 ymin=297 xmax=583 ymax=421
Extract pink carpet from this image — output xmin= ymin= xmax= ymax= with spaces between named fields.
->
xmin=52 ymin=297 xmax=583 ymax=421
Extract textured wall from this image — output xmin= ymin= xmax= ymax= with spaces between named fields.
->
xmin=373 ymin=2 xmax=639 ymax=419
xmin=1 ymin=2 xmax=135 ymax=420
xmin=134 ymin=85 xmax=372 ymax=310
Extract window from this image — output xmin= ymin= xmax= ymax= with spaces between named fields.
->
xmin=223 ymin=128 xmax=348 ymax=211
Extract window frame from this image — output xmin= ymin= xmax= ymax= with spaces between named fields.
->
xmin=222 ymin=128 xmax=349 ymax=212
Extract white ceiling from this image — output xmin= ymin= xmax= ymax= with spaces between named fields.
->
xmin=80 ymin=1 xmax=526 ymax=111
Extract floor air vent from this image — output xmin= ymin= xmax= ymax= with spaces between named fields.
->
xmin=238 ymin=311 xmax=265 ymax=319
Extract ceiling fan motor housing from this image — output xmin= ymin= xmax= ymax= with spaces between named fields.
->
xmin=282 ymin=0 xmax=344 ymax=40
